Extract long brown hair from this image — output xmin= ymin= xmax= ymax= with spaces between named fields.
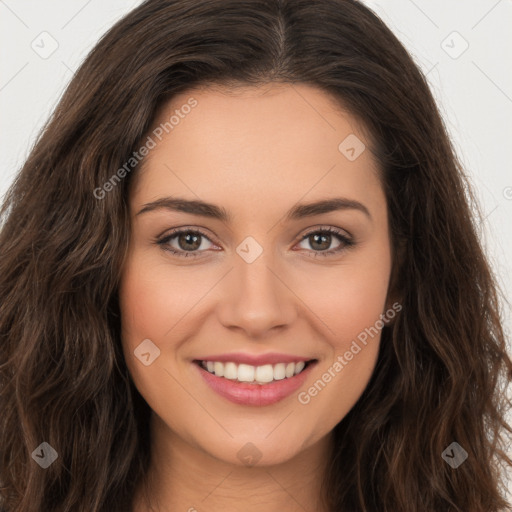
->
xmin=1 ymin=1 xmax=511 ymax=510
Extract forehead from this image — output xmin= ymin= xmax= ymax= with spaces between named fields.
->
xmin=130 ymin=83 xmax=384 ymax=218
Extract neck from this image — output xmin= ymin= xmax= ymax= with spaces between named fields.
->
xmin=133 ymin=412 xmax=333 ymax=512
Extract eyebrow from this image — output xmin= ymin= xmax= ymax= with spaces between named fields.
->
xmin=136 ymin=196 xmax=372 ymax=222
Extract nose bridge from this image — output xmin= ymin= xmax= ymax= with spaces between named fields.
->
xmin=217 ymin=235 xmax=296 ymax=335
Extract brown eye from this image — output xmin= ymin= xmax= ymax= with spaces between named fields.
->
xmin=177 ymin=232 xmax=202 ymax=251
xmin=307 ymin=232 xmax=335 ymax=251
xmin=157 ymin=229 xmax=215 ymax=257
xmin=296 ymin=227 xmax=355 ymax=257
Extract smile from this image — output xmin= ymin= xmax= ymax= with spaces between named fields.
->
xmin=198 ymin=360 xmax=311 ymax=383
xmin=193 ymin=358 xmax=318 ymax=406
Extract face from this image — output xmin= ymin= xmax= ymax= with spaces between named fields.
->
xmin=119 ymin=83 xmax=393 ymax=467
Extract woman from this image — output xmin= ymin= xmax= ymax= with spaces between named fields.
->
xmin=1 ymin=0 xmax=511 ymax=511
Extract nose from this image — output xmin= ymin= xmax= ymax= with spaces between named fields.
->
xmin=216 ymin=248 xmax=297 ymax=339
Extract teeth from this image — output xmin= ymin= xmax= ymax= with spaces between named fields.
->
xmin=213 ymin=361 xmax=224 ymax=377
xmin=200 ymin=360 xmax=310 ymax=383
xmin=294 ymin=361 xmax=305 ymax=375
xmin=273 ymin=363 xmax=286 ymax=380
xmin=255 ymin=364 xmax=274 ymax=383
xmin=237 ymin=364 xmax=255 ymax=382
xmin=285 ymin=362 xmax=295 ymax=378
xmin=224 ymin=362 xmax=238 ymax=380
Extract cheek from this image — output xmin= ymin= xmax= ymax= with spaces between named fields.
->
xmin=292 ymin=245 xmax=391 ymax=349
xmin=290 ymin=242 xmax=390 ymax=413
xmin=119 ymin=255 xmax=174 ymax=387
xmin=119 ymin=253 xmax=191 ymax=344
xmin=118 ymin=256 xmax=192 ymax=425
xmin=297 ymin=270 xmax=390 ymax=434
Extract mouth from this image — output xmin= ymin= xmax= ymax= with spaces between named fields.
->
xmin=194 ymin=359 xmax=316 ymax=384
xmin=193 ymin=358 xmax=318 ymax=406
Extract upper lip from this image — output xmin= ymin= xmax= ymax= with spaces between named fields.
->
xmin=194 ymin=352 xmax=315 ymax=366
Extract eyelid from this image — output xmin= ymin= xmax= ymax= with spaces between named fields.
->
xmin=299 ymin=224 xmax=353 ymax=240
xmin=155 ymin=225 xmax=355 ymax=258
xmin=294 ymin=225 xmax=355 ymax=257
xmin=156 ymin=226 xmax=219 ymax=254
xmin=156 ymin=225 xmax=217 ymax=241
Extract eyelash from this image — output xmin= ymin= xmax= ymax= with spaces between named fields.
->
xmin=155 ymin=226 xmax=355 ymax=259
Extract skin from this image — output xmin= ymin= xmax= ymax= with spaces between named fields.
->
xmin=119 ymin=83 xmax=393 ymax=512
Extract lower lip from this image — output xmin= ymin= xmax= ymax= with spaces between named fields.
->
xmin=194 ymin=362 xmax=316 ymax=406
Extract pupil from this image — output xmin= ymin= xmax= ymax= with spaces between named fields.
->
xmin=311 ymin=233 xmax=330 ymax=251
xmin=179 ymin=232 xmax=201 ymax=250
xmin=176 ymin=233 xmax=331 ymax=252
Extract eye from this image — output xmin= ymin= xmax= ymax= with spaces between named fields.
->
xmin=155 ymin=226 xmax=355 ymax=259
xmin=295 ymin=226 xmax=355 ymax=257
xmin=156 ymin=228 xmax=217 ymax=258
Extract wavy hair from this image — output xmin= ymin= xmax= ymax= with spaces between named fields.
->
xmin=1 ymin=0 xmax=511 ymax=510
